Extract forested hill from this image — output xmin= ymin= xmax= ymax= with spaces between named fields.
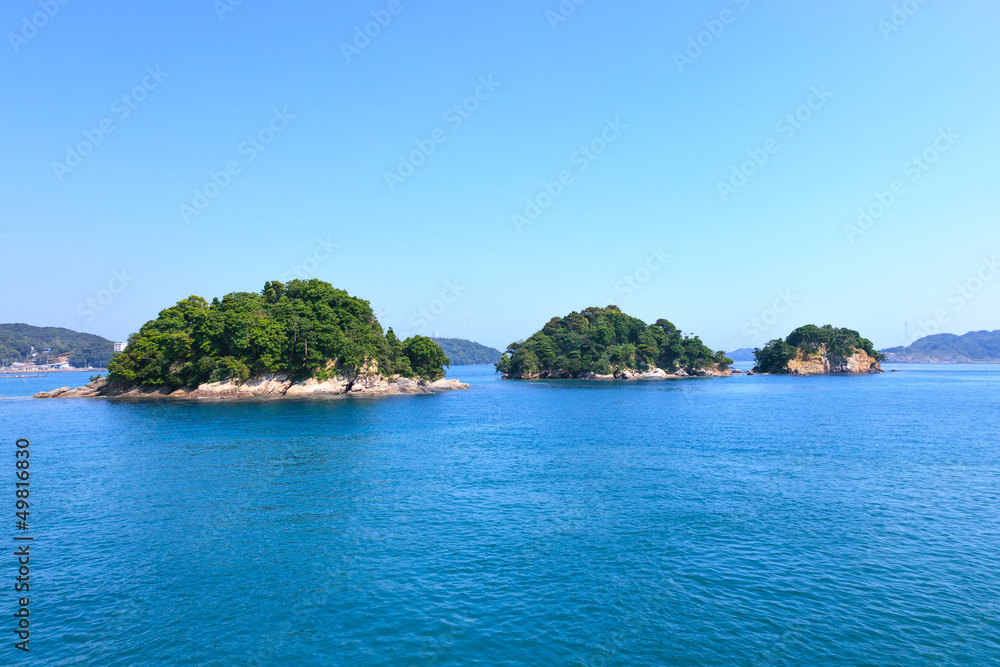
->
xmin=432 ymin=338 xmax=502 ymax=365
xmin=107 ymin=279 xmax=449 ymax=389
xmin=0 ymin=324 xmax=114 ymax=368
xmin=496 ymin=306 xmax=730 ymax=379
xmin=881 ymin=330 xmax=1000 ymax=363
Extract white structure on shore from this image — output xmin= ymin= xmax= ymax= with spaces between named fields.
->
xmin=114 ymin=342 xmax=127 ymax=352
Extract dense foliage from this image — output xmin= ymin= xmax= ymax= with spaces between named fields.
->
xmin=0 ymin=324 xmax=114 ymax=368
xmin=881 ymin=329 xmax=1000 ymax=363
xmin=754 ymin=324 xmax=885 ymax=373
xmin=752 ymin=339 xmax=799 ymax=374
xmin=107 ymin=279 xmax=449 ymax=388
xmin=495 ymin=306 xmax=731 ymax=378
xmin=433 ymin=338 xmax=502 ymax=365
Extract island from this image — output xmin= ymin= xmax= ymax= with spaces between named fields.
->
xmin=881 ymin=330 xmax=1000 ymax=363
xmin=753 ymin=325 xmax=884 ymax=374
xmin=432 ymin=337 xmax=502 ymax=366
xmin=724 ymin=347 xmax=756 ymax=362
xmin=35 ymin=279 xmax=468 ymax=399
xmin=495 ymin=306 xmax=733 ymax=380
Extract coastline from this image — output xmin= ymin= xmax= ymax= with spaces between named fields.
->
xmin=500 ymin=365 xmax=736 ymax=381
xmin=882 ymin=359 xmax=1000 ymax=364
xmin=34 ymin=373 xmax=469 ymax=400
xmin=0 ymin=367 xmax=107 ymax=374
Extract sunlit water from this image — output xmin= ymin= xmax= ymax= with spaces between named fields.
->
xmin=2 ymin=365 xmax=999 ymax=665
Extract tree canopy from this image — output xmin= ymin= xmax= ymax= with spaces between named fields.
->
xmin=495 ymin=306 xmax=731 ymax=378
xmin=753 ymin=324 xmax=885 ymax=373
xmin=107 ymin=279 xmax=449 ymax=388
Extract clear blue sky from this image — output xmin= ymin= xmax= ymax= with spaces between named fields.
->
xmin=2 ymin=0 xmax=998 ymax=353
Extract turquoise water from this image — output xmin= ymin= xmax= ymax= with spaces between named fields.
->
xmin=2 ymin=365 xmax=999 ymax=665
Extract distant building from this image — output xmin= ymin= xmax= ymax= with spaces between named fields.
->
xmin=114 ymin=342 xmax=127 ymax=353
xmin=433 ymin=332 xmax=439 ymax=339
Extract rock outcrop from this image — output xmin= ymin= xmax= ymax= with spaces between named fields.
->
xmin=33 ymin=385 xmax=95 ymax=399
xmin=35 ymin=372 xmax=469 ymax=400
xmin=785 ymin=348 xmax=883 ymax=375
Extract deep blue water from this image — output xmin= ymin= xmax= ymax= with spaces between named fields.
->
xmin=1 ymin=365 xmax=999 ymax=666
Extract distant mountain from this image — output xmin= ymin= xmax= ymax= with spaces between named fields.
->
xmin=0 ymin=323 xmax=115 ymax=368
xmin=432 ymin=338 xmax=502 ymax=366
xmin=881 ymin=330 xmax=1000 ymax=363
xmin=725 ymin=347 xmax=756 ymax=362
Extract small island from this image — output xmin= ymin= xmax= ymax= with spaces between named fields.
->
xmin=753 ymin=325 xmax=884 ymax=375
xmin=36 ymin=279 xmax=468 ymax=399
xmin=496 ymin=306 xmax=733 ymax=380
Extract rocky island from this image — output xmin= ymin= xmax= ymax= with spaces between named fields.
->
xmin=496 ymin=306 xmax=733 ymax=380
xmin=753 ymin=325 xmax=884 ymax=375
xmin=35 ymin=279 xmax=468 ymax=399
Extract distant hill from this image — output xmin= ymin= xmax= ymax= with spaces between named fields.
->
xmin=432 ymin=338 xmax=502 ymax=366
xmin=881 ymin=330 xmax=1000 ymax=363
xmin=0 ymin=323 xmax=115 ymax=368
xmin=725 ymin=347 xmax=756 ymax=362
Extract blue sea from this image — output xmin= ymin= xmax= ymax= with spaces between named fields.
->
xmin=1 ymin=365 xmax=999 ymax=666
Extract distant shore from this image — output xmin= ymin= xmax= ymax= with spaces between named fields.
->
xmin=884 ymin=360 xmax=1000 ymax=364
xmin=0 ymin=367 xmax=106 ymax=374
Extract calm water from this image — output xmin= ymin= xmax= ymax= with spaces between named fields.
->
xmin=2 ymin=365 xmax=999 ymax=666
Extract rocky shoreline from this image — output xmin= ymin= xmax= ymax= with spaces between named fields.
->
xmin=503 ymin=364 xmax=735 ymax=380
xmin=34 ymin=373 xmax=469 ymax=400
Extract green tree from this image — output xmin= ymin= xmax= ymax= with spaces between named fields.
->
xmin=403 ymin=336 xmax=450 ymax=381
xmin=753 ymin=339 xmax=798 ymax=373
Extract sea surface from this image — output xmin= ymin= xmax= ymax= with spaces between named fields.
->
xmin=1 ymin=364 xmax=999 ymax=666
